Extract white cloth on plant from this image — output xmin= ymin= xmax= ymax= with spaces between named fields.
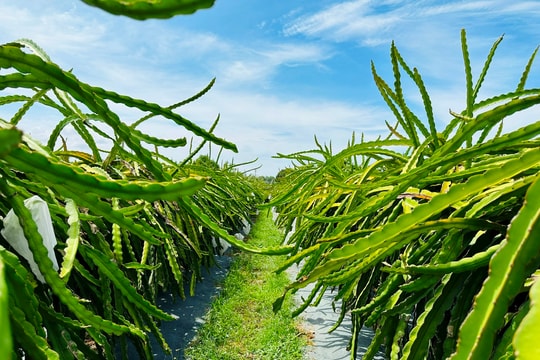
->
xmin=1 ymin=195 xmax=58 ymax=283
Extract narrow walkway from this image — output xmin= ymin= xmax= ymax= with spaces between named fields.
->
xmin=118 ymin=210 xmax=383 ymax=359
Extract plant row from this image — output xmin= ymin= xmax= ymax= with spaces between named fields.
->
xmin=270 ymin=31 xmax=540 ymax=360
xmin=0 ymin=39 xmax=272 ymax=359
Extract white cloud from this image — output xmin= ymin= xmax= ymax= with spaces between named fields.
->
xmin=0 ymin=1 xmax=332 ymax=89
xmin=169 ymin=89 xmax=390 ymax=174
xmin=284 ymin=0 xmax=540 ymax=46
xmin=419 ymin=1 xmax=493 ymax=16
xmin=78 ymin=85 xmax=389 ymax=175
xmin=217 ymin=42 xmax=331 ymax=84
xmin=284 ymin=0 xmax=401 ymax=45
xmin=0 ymin=3 xmax=107 ymax=58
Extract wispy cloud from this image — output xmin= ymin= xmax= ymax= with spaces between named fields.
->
xmin=283 ymin=0 xmax=401 ymax=45
xmin=283 ymin=0 xmax=540 ymax=117
xmin=1 ymin=2 xmax=332 ymax=88
xmin=284 ymin=0 xmax=540 ymax=46
xmin=216 ymin=42 xmax=331 ymax=84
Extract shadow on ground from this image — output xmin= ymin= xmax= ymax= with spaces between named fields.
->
xmin=116 ymin=254 xmax=233 ymax=360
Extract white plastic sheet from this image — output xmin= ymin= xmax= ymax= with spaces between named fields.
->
xmin=211 ymin=237 xmax=231 ymax=256
xmin=1 ymin=195 xmax=58 ymax=283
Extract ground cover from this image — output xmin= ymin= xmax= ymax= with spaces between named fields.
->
xmin=184 ymin=210 xmax=308 ymax=360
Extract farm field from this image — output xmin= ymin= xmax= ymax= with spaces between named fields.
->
xmin=2 ymin=2 xmax=540 ymax=360
xmin=182 ymin=209 xmax=383 ymax=360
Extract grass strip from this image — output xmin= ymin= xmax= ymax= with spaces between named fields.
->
xmin=184 ymin=209 xmax=308 ymax=360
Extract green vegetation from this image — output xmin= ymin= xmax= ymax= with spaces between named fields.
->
xmin=185 ymin=209 xmax=307 ymax=360
xmin=2 ymin=2 xmax=540 ymax=359
xmin=0 ymin=37 xmax=281 ymax=360
xmin=270 ymin=31 xmax=540 ymax=359
xmin=81 ymin=0 xmax=214 ymax=20
xmin=0 ymin=3 xmax=290 ymax=358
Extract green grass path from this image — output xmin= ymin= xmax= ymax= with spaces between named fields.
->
xmin=184 ymin=209 xmax=307 ymax=360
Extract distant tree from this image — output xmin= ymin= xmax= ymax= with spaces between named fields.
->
xmin=193 ymin=155 xmax=220 ymax=171
xmin=275 ymin=168 xmax=293 ymax=183
xmin=259 ymin=176 xmax=275 ymax=184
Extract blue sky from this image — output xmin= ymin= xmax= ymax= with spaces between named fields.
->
xmin=1 ymin=1 xmax=540 ymax=176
